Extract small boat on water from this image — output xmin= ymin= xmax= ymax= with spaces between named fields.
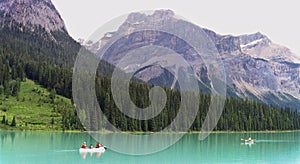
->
xmin=241 ymin=138 xmax=255 ymax=144
xmin=244 ymin=139 xmax=254 ymax=144
xmin=79 ymin=146 xmax=107 ymax=153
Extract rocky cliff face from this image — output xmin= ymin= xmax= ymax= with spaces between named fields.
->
xmin=237 ymin=32 xmax=300 ymax=104
xmin=0 ymin=0 xmax=66 ymax=32
xmin=240 ymin=32 xmax=300 ymax=63
xmin=204 ymin=28 xmax=300 ymax=108
xmin=83 ymin=10 xmax=300 ymax=109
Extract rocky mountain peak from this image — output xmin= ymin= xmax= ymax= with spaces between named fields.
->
xmin=0 ymin=0 xmax=66 ymax=32
xmin=239 ymin=32 xmax=270 ymax=54
xmin=239 ymin=32 xmax=270 ymax=45
xmin=152 ymin=9 xmax=175 ymax=19
xmin=126 ymin=9 xmax=175 ymax=23
xmin=239 ymin=32 xmax=300 ymax=63
xmin=119 ymin=9 xmax=176 ymax=32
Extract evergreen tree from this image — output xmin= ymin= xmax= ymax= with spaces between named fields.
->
xmin=51 ymin=117 xmax=55 ymax=126
xmin=49 ymin=89 xmax=56 ymax=104
xmin=0 ymin=85 xmax=4 ymax=95
xmin=1 ymin=115 xmax=5 ymax=124
xmin=11 ymin=116 xmax=16 ymax=127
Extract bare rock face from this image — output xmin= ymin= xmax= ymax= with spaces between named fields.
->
xmin=240 ymin=32 xmax=300 ymax=63
xmin=81 ymin=10 xmax=300 ymax=109
xmin=0 ymin=0 xmax=66 ymax=32
xmin=237 ymin=32 xmax=300 ymax=100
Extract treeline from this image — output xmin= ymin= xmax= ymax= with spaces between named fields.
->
xmin=73 ymin=76 xmax=300 ymax=132
xmin=1 ymin=115 xmax=16 ymax=127
xmin=215 ymin=98 xmax=300 ymax=131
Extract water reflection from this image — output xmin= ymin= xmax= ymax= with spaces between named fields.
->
xmin=89 ymin=132 xmax=183 ymax=155
xmin=240 ymin=142 xmax=255 ymax=147
xmin=10 ymin=131 xmax=16 ymax=145
xmin=0 ymin=131 xmax=16 ymax=148
xmin=80 ymin=151 xmax=102 ymax=159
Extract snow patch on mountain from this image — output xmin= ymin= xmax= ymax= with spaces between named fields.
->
xmin=240 ymin=38 xmax=265 ymax=48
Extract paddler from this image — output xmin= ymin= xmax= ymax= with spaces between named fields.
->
xmin=81 ymin=142 xmax=87 ymax=149
xmin=96 ymin=142 xmax=101 ymax=148
xmin=89 ymin=144 xmax=94 ymax=149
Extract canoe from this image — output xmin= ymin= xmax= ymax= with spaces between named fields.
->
xmin=244 ymin=140 xmax=254 ymax=144
xmin=79 ymin=146 xmax=106 ymax=153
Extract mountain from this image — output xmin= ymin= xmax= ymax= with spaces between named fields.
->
xmin=83 ymin=10 xmax=300 ymax=110
xmin=0 ymin=0 xmax=66 ymax=33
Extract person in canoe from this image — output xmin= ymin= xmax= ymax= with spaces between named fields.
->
xmin=81 ymin=142 xmax=87 ymax=149
xmin=89 ymin=144 xmax=94 ymax=149
xmin=96 ymin=142 xmax=101 ymax=148
xmin=241 ymin=137 xmax=254 ymax=141
xmin=245 ymin=138 xmax=254 ymax=142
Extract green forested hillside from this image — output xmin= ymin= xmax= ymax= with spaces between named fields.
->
xmin=0 ymin=24 xmax=84 ymax=130
xmin=0 ymin=79 xmax=81 ymax=130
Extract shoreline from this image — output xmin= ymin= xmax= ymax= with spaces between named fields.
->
xmin=190 ymin=130 xmax=300 ymax=134
xmin=1 ymin=128 xmax=300 ymax=134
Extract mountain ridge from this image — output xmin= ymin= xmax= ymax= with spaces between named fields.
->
xmin=83 ymin=10 xmax=300 ymax=110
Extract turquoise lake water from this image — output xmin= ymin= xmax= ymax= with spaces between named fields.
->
xmin=0 ymin=130 xmax=299 ymax=164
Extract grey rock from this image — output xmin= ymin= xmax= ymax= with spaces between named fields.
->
xmin=0 ymin=0 xmax=66 ymax=32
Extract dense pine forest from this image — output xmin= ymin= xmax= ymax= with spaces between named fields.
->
xmin=0 ymin=24 xmax=300 ymax=131
xmin=91 ymin=77 xmax=300 ymax=131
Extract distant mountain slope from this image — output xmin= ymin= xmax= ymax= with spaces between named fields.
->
xmin=83 ymin=10 xmax=300 ymax=110
xmin=240 ymin=32 xmax=300 ymax=63
xmin=0 ymin=0 xmax=66 ymax=33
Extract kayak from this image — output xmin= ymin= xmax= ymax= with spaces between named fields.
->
xmin=244 ymin=140 xmax=254 ymax=144
xmin=241 ymin=138 xmax=255 ymax=143
xmin=241 ymin=138 xmax=255 ymax=146
xmin=79 ymin=146 xmax=107 ymax=153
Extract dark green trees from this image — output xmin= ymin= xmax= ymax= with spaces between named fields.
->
xmin=1 ymin=115 xmax=5 ymax=124
xmin=91 ymin=76 xmax=300 ymax=132
xmin=10 ymin=116 xmax=16 ymax=127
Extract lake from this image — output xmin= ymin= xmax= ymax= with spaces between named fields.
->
xmin=0 ymin=130 xmax=299 ymax=163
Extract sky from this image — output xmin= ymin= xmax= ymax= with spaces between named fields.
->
xmin=52 ymin=0 xmax=300 ymax=55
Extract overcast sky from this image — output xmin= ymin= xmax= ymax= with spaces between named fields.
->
xmin=52 ymin=0 xmax=300 ymax=55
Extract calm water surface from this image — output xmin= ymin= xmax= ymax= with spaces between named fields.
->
xmin=0 ymin=130 xmax=299 ymax=164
